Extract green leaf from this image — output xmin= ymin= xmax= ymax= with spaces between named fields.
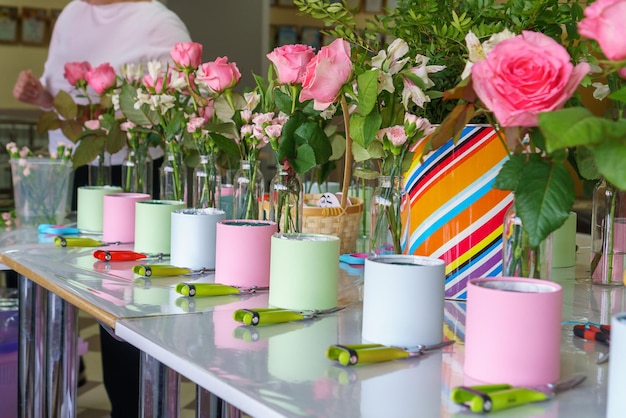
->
xmin=295 ymin=121 xmax=332 ymax=164
xmin=119 ymin=84 xmax=159 ymax=127
xmin=590 ymin=139 xmax=626 ymax=190
xmin=356 ymin=69 xmax=379 ymax=116
xmin=106 ymin=122 xmax=126 ymax=154
xmin=60 ymin=120 xmax=85 ymax=142
xmin=574 ymin=146 xmax=599 ymax=181
xmin=493 ymin=155 xmax=524 ymax=191
xmin=291 ymin=144 xmax=316 ymax=174
xmin=53 ymin=90 xmax=77 ymax=120
xmin=328 ymin=132 xmax=346 ymax=161
xmin=511 ymin=155 xmax=575 ymax=248
xmin=73 ymin=135 xmax=106 ymax=169
xmin=274 ymin=89 xmax=293 ymax=114
xmin=608 ymin=85 xmax=626 ymax=103
xmin=37 ymin=111 xmax=61 ymax=134
xmin=211 ymin=133 xmax=240 ymax=157
xmin=164 ymin=110 xmax=184 ymax=142
xmin=351 ymin=140 xmax=373 ymax=162
xmin=540 ymin=108 xmax=606 ymax=151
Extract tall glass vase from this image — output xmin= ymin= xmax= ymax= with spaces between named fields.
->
xmin=193 ymin=154 xmax=221 ymax=209
xmin=350 ymin=161 xmax=377 ymax=253
xmin=269 ymin=164 xmax=302 ymax=233
xmin=591 ymin=178 xmax=626 ymax=285
xmin=502 ymin=203 xmax=553 ymax=279
xmin=88 ymin=152 xmax=112 ymax=186
xmin=234 ymin=160 xmax=264 ymax=220
xmin=122 ymin=149 xmax=153 ymax=196
xmin=370 ymin=176 xmax=410 ymax=255
xmin=160 ymin=142 xmax=186 ymax=202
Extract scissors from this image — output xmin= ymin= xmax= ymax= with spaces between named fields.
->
xmin=451 ymin=375 xmax=586 ymax=413
xmin=132 ymin=264 xmax=212 ymax=277
xmin=93 ymin=250 xmax=165 ymax=262
xmin=573 ymin=323 xmax=611 ymax=363
xmin=175 ymin=282 xmax=268 ymax=297
xmin=54 ymin=237 xmax=129 ymax=248
xmin=233 ymin=306 xmax=344 ymax=326
xmin=326 ymin=340 xmax=454 ymax=366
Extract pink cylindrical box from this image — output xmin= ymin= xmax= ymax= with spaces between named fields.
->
xmin=102 ymin=193 xmax=150 ymax=243
xmin=464 ymin=277 xmax=562 ymax=386
xmin=215 ymin=220 xmax=277 ymax=287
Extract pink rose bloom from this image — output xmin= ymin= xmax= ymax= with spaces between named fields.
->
xmin=196 ymin=57 xmax=241 ymax=93
xmin=300 ymin=39 xmax=352 ymax=111
xmin=86 ymin=63 xmax=117 ymax=94
xmin=170 ymin=42 xmax=203 ymax=70
xmin=471 ymin=31 xmax=590 ymax=127
xmin=84 ymin=120 xmax=100 ymax=130
xmin=578 ymin=0 xmax=626 ymax=61
xmin=267 ymin=44 xmax=316 ymax=84
xmin=380 ymin=126 xmax=408 ymax=147
xmin=64 ymin=61 xmax=92 ymax=86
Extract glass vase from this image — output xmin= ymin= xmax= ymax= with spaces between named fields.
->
xmin=160 ymin=143 xmax=186 ymax=202
xmin=234 ymin=160 xmax=264 ymax=220
xmin=502 ymin=204 xmax=553 ymax=279
xmin=591 ymin=178 xmax=626 ymax=285
xmin=370 ymin=176 xmax=410 ymax=255
xmin=269 ymin=164 xmax=303 ymax=233
xmin=121 ymin=150 xmax=153 ymax=196
xmin=350 ymin=161 xmax=377 ymax=253
xmin=193 ymin=154 xmax=221 ymax=209
xmin=88 ymin=152 xmax=111 ymax=187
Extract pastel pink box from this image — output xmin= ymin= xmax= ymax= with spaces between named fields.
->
xmin=102 ymin=193 xmax=150 ymax=243
xmin=215 ymin=220 xmax=277 ymax=288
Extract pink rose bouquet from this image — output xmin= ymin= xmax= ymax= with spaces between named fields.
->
xmin=266 ymin=44 xmax=316 ymax=85
xmin=38 ymin=61 xmax=126 ymax=172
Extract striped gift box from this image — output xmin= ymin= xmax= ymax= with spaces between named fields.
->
xmin=405 ymin=125 xmax=513 ymax=299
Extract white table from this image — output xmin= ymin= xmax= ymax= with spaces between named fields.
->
xmin=115 ymin=236 xmax=625 ymax=417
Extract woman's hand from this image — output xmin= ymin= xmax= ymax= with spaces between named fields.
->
xmin=13 ymin=70 xmax=54 ymax=108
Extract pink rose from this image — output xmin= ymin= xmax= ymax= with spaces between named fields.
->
xmin=299 ymin=39 xmax=352 ymax=111
xmin=64 ymin=62 xmax=92 ymax=86
xmin=471 ymin=31 xmax=590 ymax=127
xmin=578 ymin=0 xmax=626 ymax=61
xmin=86 ymin=63 xmax=117 ymax=94
xmin=170 ymin=42 xmax=203 ymax=70
xmin=378 ymin=126 xmax=408 ymax=147
xmin=195 ymin=57 xmax=241 ymax=93
xmin=267 ymin=44 xmax=316 ymax=84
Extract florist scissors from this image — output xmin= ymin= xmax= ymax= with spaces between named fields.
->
xmin=54 ymin=237 xmax=130 ymax=247
xmin=93 ymin=249 xmax=165 ymax=262
xmin=573 ymin=323 xmax=611 ymax=363
xmin=175 ymin=282 xmax=268 ymax=297
xmin=326 ymin=340 xmax=454 ymax=366
xmin=233 ymin=306 xmax=344 ymax=326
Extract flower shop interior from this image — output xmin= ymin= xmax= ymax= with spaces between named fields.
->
xmin=1 ymin=0 xmax=625 ymax=417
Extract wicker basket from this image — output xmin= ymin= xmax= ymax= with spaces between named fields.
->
xmin=302 ymin=194 xmax=364 ymax=254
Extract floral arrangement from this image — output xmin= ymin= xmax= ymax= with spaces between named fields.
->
xmin=37 ymin=61 xmax=126 ymax=172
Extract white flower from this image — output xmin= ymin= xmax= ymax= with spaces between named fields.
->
xmin=168 ymin=70 xmax=187 ymax=90
xmin=244 ymin=92 xmax=260 ymax=111
xmin=120 ymin=63 xmax=143 ymax=82
xmin=461 ymin=29 xmax=515 ymax=79
xmin=592 ymin=82 xmax=610 ymax=100
xmin=146 ymin=61 xmax=164 ymax=85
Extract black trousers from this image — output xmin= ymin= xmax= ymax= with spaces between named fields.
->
xmin=99 ymin=325 xmax=140 ymax=418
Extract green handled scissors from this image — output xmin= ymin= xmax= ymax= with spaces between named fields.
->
xmin=233 ymin=306 xmax=344 ymax=326
xmin=450 ymin=375 xmax=586 ymax=413
xmin=326 ymin=340 xmax=454 ymax=366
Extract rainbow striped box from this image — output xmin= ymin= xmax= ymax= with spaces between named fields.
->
xmin=405 ymin=125 xmax=513 ymax=300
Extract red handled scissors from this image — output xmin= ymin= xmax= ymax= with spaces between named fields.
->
xmin=573 ymin=323 xmax=610 ymax=363
xmin=93 ymin=250 xmax=164 ymax=262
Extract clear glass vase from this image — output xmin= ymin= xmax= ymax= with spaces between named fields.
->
xmin=591 ymin=178 xmax=626 ymax=285
xmin=193 ymin=154 xmax=221 ymax=209
xmin=269 ymin=164 xmax=303 ymax=233
xmin=502 ymin=204 xmax=553 ymax=279
xmin=370 ymin=176 xmax=410 ymax=255
xmin=88 ymin=152 xmax=112 ymax=187
xmin=160 ymin=142 xmax=186 ymax=202
xmin=234 ymin=160 xmax=264 ymax=220
xmin=121 ymin=150 xmax=153 ymax=196
xmin=350 ymin=161 xmax=378 ymax=253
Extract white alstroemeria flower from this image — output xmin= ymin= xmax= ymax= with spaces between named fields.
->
xmin=146 ymin=61 xmax=164 ymax=84
xmin=378 ymin=70 xmax=394 ymax=94
xmin=402 ymin=81 xmax=430 ymax=109
xmin=461 ymin=29 xmax=515 ymax=79
xmin=111 ymin=94 xmax=120 ymax=111
xmin=120 ymin=63 xmax=143 ymax=82
xmin=592 ymin=82 xmax=610 ymax=100
xmin=134 ymin=89 xmax=152 ymax=109
xmin=244 ymin=91 xmax=260 ymax=111
xmin=158 ymin=95 xmax=176 ymax=113
xmin=372 ymin=38 xmax=410 ymax=75
xmin=168 ymin=70 xmax=187 ymax=90
xmin=401 ymin=55 xmax=445 ymax=107
xmin=320 ymin=103 xmax=337 ymax=120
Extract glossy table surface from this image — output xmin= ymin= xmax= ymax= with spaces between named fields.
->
xmin=114 ymin=234 xmax=625 ymax=418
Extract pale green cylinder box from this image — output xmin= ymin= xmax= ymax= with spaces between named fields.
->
xmin=268 ymin=233 xmax=340 ymax=311
xmin=134 ymin=200 xmax=186 ymax=255
xmin=552 ymin=211 xmax=577 ymax=268
xmin=77 ymin=186 xmax=123 ymax=233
